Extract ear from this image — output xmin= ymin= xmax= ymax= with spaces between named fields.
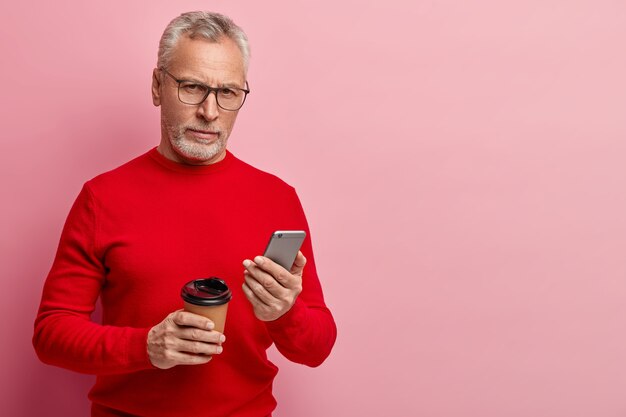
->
xmin=151 ymin=68 xmax=162 ymax=106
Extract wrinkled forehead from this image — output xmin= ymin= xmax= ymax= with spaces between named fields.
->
xmin=168 ymin=35 xmax=246 ymax=85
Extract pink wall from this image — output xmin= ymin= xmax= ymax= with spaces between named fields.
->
xmin=2 ymin=1 xmax=626 ymax=416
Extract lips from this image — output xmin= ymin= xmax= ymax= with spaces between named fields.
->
xmin=187 ymin=128 xmax=219 ymax=141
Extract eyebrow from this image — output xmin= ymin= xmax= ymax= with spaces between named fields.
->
xmin=178 ymin=76 xmax=245 ymax=89
xmin=218 ymin=82 xmax=246 ymax=89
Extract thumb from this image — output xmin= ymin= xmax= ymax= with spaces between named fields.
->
xmin=290 ymin=251 xmax=306 ymax=276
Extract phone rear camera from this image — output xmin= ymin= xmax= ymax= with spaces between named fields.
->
xmin=277 ymin=233 xmax=283 ymax=238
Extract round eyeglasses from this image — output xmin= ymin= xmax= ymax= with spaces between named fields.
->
xmin=160 ymin=68 xmax=250 ymax=111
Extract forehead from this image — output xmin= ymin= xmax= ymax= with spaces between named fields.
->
xmin=168 ymin=35 xmax=245 ymax=85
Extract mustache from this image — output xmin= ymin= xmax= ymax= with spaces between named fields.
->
xmin=185 ymin=124 xmax=220 ymax=134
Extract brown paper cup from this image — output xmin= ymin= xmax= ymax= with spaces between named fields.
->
xmin=181 ymin=277 xmax=232 ymax=334
xmin=183 ymin=301 xmax=229 ymax=333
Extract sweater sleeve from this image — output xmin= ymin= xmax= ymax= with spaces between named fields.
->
xmin=33 ymin=184 xmax=153 ymax=375
xmin=264 ymin=189 xmax=337 ymax=367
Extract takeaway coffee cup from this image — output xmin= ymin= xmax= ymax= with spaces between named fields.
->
xmin=181 ymin=277 xmax=232 ymax=333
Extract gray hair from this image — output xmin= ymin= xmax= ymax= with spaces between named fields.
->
xmin=157 ymin=11 xmax=250 ymax=73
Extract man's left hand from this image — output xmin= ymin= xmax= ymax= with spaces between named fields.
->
xmin=242 ymin=251 xmax=305 ymax=321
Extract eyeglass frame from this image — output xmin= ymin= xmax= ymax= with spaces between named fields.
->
xmin=159 ymin=67 xmax=250 ymax=111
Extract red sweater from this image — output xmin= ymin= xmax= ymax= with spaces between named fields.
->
xmin=33 ymin=148 xmax=337 ymax=417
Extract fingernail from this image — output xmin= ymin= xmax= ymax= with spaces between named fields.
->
xmin=206 ymin=321 xmax=214 ymax=330
xmin=217 ymin=346 xmax=223 ymax=354
xmin=254 ymin=256 xmax=264 ymax=265
xmin=220 ymin=335 xmax=226 ymax=343
xmin=243 ymin=259 xmax=252 ymax=267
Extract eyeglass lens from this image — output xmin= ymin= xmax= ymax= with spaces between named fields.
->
xmin=178 ymin=81 xmax=246 ymax=110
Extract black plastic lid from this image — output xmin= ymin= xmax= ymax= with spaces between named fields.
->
xmin=181 ymin=278 xmax=232 ymax=306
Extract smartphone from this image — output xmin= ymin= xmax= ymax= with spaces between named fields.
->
xmin=263 ymin=230 xmax=306 ymax=270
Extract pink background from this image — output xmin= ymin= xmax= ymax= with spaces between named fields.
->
xmin=2 ymin=1 xmax=626 ymax=416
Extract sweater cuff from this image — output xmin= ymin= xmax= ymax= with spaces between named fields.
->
xmin=264 ymin=297 xmax=307 ymax=334
xmin=124 ymin=327 xmax=154 ymax=371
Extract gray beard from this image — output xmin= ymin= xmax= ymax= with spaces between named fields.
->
xmin=168 ymin=126 xmax=227 ymax=162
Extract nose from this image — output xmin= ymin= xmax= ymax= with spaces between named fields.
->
xmin=196 ymin=91 xmax=219 ymax=121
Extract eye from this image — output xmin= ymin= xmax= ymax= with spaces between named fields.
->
xmin=219 ymin=88 xmax=237 ymax=98
xmin=181 ymin=82 xmax=206 ymax=94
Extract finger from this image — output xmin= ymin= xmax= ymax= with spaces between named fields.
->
xmin=176 ymin=339 xmax=224 ymax=356
xmin=290 ymin=251 xmax=306 ymax=276
xmin=243 ymin=261 xmax=289 ymax=297
xmin=242 ymin=282 xmax=267 ymax=307
xmin=171 ymin=310 xmax=214 ymax=330
xmin=244 ymin=271 xmax=279 ymax=305
xmin=163 ymin=350 xmax=214 ymax=366
xmin=246 ymin=256 xmax=299 ymax=290
xmin=176 ymin=327 xmax=226 ymax=345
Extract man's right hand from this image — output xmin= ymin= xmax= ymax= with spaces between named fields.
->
xmin=147 ymin=310 xmax=225 ymax=369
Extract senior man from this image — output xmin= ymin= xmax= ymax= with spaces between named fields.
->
xmin=33 ymin=11 xmax=336 ymax=417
